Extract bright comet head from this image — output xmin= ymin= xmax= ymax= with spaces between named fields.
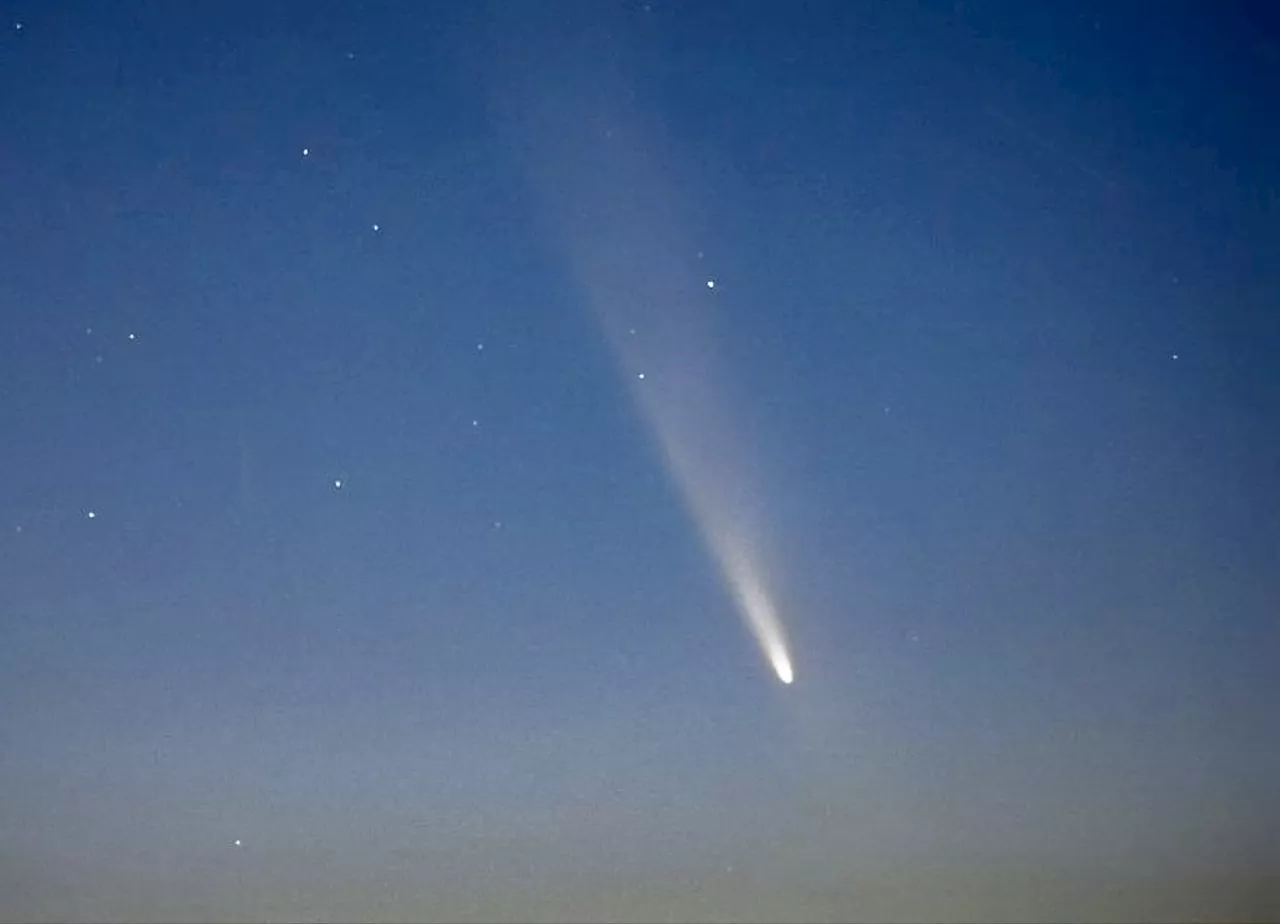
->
xmin=771 ymin=646 xmax=794 ymax=685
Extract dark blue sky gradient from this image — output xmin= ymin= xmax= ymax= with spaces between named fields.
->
xmin=1 ymin=2 xmax=1277 ymax=921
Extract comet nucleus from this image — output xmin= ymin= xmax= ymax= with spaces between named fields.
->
xmin=772 ymin=647 xmax=794 ymax=685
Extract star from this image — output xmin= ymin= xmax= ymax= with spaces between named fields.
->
xmin=476 ymin=341 xmax=485 ymax=351
xmin=233 ymin=839 xmax=242 ymax=847
xmin=333 ymin=479 xmax=343 ymax=490
xmin=371 ymin=223 xmax=380 ymax=233
xmin=637 ymin=372 xmax=646 ymax=380
xmin=706 ymin=279 xmax=716 ymax=289
xmin=86 ymin=510 xmax=96 ymax=519
xmin=471 ymin=419 xmax=480 ymax=428
xmin=301 ymin=147 xmax=309 ymax=157
xmin=1171 ymin=353 xmax=1179 ymax=361
xmin=127 ymin=333 xmax=136 ymax=341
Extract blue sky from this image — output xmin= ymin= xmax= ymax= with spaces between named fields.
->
xmin=1 ymin=2 xmax=1276 ymax=921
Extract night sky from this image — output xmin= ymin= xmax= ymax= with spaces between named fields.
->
xmin=2 ymin=2 xmax=1278 ymax=922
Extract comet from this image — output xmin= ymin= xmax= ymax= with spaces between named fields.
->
xmin=477 ymin=9 xmax=797 ymax=685
xmin=579 ymin=228 xmax=799 ymax=687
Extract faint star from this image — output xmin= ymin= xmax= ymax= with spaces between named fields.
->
xmin=85 ymin=327 xmax=93 ymax=335
xmin=471 ymin=419 xmax=479 ymax=427
xmin=14 ymin=22 xmax=22 ymax=31
xmin=94 ymin=355 xmax=104 ymax=364
xmin=493 ymin=520 xmax=503 ymax=530
xmin=476 ymin=341 xmax=484 ymax=351
xmin=1171 ymin=353 xmax=1179 ymax=361
xmin=628 ymin=328 xmax=636 ymax=335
